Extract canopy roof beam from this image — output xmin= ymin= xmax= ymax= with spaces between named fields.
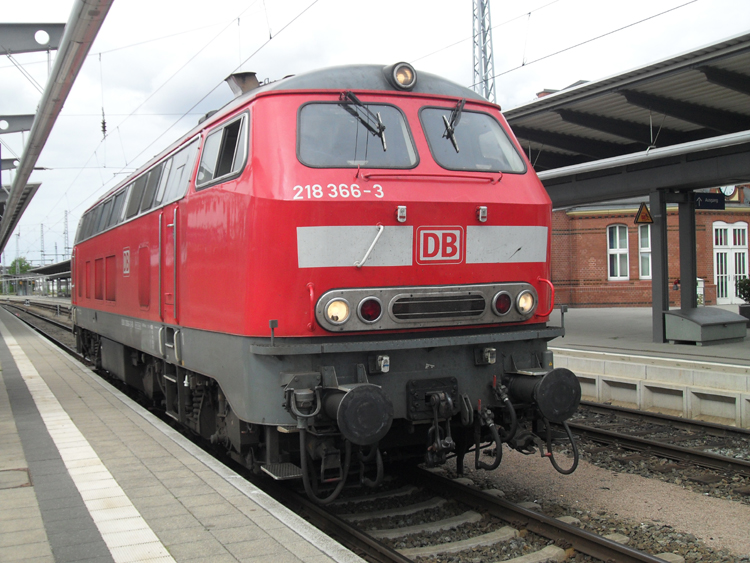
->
xmin=620 ymin=90 xmax=750 ymax=133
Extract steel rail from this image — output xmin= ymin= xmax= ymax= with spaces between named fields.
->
xmin=2 ymin=304 xmax=72 ymax=333
xmin=3 ymin=306 xmax=79 ymax=359
xmin=5 ymin=298 xmax=71 ymax=316
xmin=263 ymin=480 xmax=414 ymax=563
xmin=415 ymin=467 xmax=670 ymax=563
xmin=568 ymin=422 xmax=750 ymax=478
xmin=580 ymin=401 xmax=750 ymax=438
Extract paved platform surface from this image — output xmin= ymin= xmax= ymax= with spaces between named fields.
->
xmin=0 ymin=307 xmax=364 ymax=563
xmin=548 ymin=305 xmax=750 ymax=366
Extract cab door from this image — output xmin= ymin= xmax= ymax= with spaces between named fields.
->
xmin=160 ymin=201 xmax=180 ymax=324
xmin=156 ymin=138 xmax=199 ymax=325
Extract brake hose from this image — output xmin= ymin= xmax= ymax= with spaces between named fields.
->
xmin=475 ymin=415 xmax=503 ymax=471
xmin=360 ymin=445 xmax=384 ymax=488
xmin=544 ymin=419 xmax=579 ymax=475
xmin=498 ymin=395 xmax=518 ymax=442
xmin=299 ymin=428 xmax=351 ymax=504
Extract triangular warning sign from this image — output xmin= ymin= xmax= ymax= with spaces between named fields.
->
xmin=634 ymin=202 xmax=653 ymax=224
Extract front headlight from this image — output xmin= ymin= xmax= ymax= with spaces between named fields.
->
xmin=325 ymin=299 xmax=350 ymax=324
xmin=516 ymin=290 xmax=536 ymax=315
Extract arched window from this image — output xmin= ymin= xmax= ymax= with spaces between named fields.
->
xmin=608 ymin=224 xmax=629 ymax=280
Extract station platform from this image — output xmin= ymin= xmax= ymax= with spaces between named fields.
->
xmin=548 ymin=305 xmax=750 ymax=365
xmin=0 ymin=307 xmax=364 ymax=563
xmin=548 ymin=306 xmax=750 ymax=428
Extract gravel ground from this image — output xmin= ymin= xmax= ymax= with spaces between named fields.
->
xmin=444 ymin=448 xmax=750 ymax=560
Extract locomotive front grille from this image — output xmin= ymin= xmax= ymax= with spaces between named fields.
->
xmin=391 ymin=295 xmax=486 ymax=320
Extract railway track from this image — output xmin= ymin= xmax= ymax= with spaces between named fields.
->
xmin=569 ymin=403 xmax=750 ymax=478
xmin=4 ymin=297 xmax=71 ymax=317
xmin=3 ymin=301 xmax=73 ymax=333
xmin=329 ymin=467 xmax=678 ymax=563
xmin=7 ymin=301 xmax=694 ymax=563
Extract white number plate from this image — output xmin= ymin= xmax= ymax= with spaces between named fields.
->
xmin=292 ymin=183 xmax=384 ymax=200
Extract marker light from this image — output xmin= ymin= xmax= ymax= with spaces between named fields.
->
xmin=325 ymin=299 xmax=350 ymax=324
xmin=358 ymin=297 xmax=383 ymax=323
xmin=492 ymin=291 xmax=512 ymax=316
xmin=384 ymin=62 xmax=417 ymax=91
xmin=516 ymin=290 xmax=536 ymax=315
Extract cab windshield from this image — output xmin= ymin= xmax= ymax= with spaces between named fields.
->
xmin=298 ymin=102 xmax=417 ymax=168
xmin=420 ymin=107 xmax=526 ymax=173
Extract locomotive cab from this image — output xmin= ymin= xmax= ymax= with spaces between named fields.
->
xmin=72 ymin=62 xmax=581 ymax=504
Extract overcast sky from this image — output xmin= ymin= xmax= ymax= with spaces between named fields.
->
xmin=1 ymin=0 xmax=748 ymax=266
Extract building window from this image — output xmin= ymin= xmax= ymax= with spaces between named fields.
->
xmin=608 ymin=224 xmax=629 ymax=280
xmin=639 ymin=224 xmax=651 ymax=279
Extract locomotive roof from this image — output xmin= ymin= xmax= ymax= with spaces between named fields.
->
xmin=252 ymin=64 xmax=487 ymax=102
xmin=88 ymin=64 xmax=487 ymax=209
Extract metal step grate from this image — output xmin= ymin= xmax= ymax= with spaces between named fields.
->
xmin=261 ymin=462 xmax=303 ymax=481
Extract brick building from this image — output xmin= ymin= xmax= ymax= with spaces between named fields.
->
xmin=551 ymin=186 xmax=750 ymax=308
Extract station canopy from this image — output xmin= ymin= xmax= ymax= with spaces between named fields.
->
xmin=503 ymin=31 xmax=750 ymax=207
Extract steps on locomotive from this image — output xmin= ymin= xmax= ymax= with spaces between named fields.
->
xmin=261 ymin=462 xmax=304 ymax=480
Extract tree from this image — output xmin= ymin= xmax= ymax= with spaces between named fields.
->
xmin=3 ymin=257 xmax=33 ymax=294
xmin=8 ymin=257 xmax=32 ymax=275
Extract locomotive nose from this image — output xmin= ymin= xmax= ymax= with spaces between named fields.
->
xmin=324 ymin=384 xmax=394 ymax=446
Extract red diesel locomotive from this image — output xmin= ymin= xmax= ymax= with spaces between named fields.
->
xmin=73 ymin=62 xmax=581 ymax=503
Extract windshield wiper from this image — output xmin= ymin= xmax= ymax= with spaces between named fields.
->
xmin=339 ymin=91 xmax=387 ymax=151
xmin=442 ymin=98 xmax=465 ymax=153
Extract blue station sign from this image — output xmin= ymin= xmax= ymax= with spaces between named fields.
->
xmin=694 ymin=193 xmax=725 ymax=210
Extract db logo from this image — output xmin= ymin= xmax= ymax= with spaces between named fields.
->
xmin=417 ymin=227 xmax=463 ymax=264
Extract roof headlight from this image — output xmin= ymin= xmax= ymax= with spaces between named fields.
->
xmin=516 ymin=290 xmax=536 ymax=316
xmin=325 ymin=299 xmax=350 ymax=325
xmin=384 ymin=62 xmax=417 ymax=91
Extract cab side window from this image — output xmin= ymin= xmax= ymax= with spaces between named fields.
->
xmin=196 ymin=113 xmax=248 ymax=189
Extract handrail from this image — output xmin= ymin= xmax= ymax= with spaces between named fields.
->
xmin=172 ymin=207 xmax=178 ymax=322
xmin=354 ymin=224 xmax=384 ymax=268
xmin=307 ymin=283 xmax=316 ymax=332
xmin=537 ymin=277 xmax=555 ymax=317
xmin=158 ymin=212 xmax=163 ymax=320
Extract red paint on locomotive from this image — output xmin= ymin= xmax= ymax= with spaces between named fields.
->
xmin=73 ymin=91 xmax=552 ymax=337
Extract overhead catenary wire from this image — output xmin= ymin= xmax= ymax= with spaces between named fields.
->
xmin=410 ymin=0 xmax=561 ymax=64
xmin=11 ymin=0 xmax=706 ymax=259
xmin=39 ymin=1 xmax=264 ymax=230
xmin=472 ymin=0 xmax=699 ymax=86
xmin=122 ymin=0 xmax=321 ymax=168
xmin=18 ymin=0 xmax=321 ymax=259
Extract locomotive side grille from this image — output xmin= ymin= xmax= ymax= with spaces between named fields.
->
xmin=391 ymin=295 xmax=486 ymax=320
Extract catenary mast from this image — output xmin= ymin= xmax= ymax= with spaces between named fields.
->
xmin=472 ymin=0 xmax=496 ymax=103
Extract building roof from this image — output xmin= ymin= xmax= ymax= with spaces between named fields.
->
xmin=503 ymin=31 xmax=750 ymax=173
